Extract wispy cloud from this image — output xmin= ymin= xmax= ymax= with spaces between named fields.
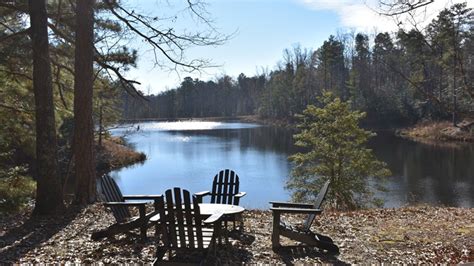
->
xmin=297 ymin=0 xmax=473 ymax=32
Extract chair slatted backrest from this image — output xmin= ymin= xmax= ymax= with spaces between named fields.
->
xmin=100 ymin=175 xmax=131 ymax=223
xmin=157 ymin=188 xmax=205 ymax=249
xmin=303 ymin=181 xmax=330 ymax=231
xmin=210 ymin=169 xmax=240 ymax=205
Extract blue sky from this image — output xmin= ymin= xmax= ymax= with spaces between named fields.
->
xmin=123 ymin=0 xmax=471 ymax=95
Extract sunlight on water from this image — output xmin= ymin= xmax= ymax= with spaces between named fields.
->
xmin=176 ymin=136 xmax=191 ymax=142
xmin=115 ymin=120 xmax=262 ymax=132
xmin=144 ymin=121 xmax=223 ymax=131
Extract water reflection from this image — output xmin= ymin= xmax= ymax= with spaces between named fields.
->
xmin=111 ymin=122 xmax=293 ymax=209
xmin=369 ymin=132 xmax=474 ymax=207
xmin=111 ymin=122 xmax=474 ymax=208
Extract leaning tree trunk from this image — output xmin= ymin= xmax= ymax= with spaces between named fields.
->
xmin=29 ymin=0 xmax=65 ymax=215
xmin=73 ymin=0 xmax=97 ymax=204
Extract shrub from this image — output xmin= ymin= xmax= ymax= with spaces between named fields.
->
xmin=0 ymin=166 xmax=36 ymax=213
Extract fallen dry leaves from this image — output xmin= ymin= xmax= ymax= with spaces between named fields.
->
xmin=0 ymin=204 xmax=472 ymax=264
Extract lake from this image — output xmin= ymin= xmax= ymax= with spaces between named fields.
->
xmin=111 ymin=121 xmax=474 ymax=209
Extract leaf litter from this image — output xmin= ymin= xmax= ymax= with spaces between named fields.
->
xmin=0 ymin=203 xmax=472 ymax=264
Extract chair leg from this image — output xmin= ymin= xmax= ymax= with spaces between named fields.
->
xmin=238 ymin=213 xmax=244 ymax=231
xmin=315 ymin=233 xmax=334 ymax=243
xmin=232 ymin=213 xmax=243 ymax=231
xmin=140 ymin=224 xmax=147 ymax=241
xmin=316 ymin=240 xmax=340 ymax=254
xmin=154 ymin=248 xmax=166 ymax=265
xmin=271 ymin=213 xmax=281 ymax=250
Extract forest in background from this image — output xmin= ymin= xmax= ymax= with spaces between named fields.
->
xmin=0 ymin=1 xmax=472 ymax=214
xmin=123 ymin=3 xmax=473 ymax=126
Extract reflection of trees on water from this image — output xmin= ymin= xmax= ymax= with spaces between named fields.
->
xmin=167 ymin=126 xmax=298 ymax=154
xmin=369 ymin=131 xmax=474 ymax=206
xmin=135 ymin=125 xmax=473 ymax=207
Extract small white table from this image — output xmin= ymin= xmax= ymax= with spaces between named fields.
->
xmin=198 ymin=203 xmax=245 ymax=216
xmin=198 ymin=203 xmax=245 ymax=245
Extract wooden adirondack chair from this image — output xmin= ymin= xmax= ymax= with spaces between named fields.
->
xmin=270 ymin=181 xmax=339 ymax=253
xmin=154 ymin=187 xmax=223 ymax=264
xmin=194 ymin=169 xmax=246 ymax=229
xmin=91 ymin=175 xmax=162 ymax=241
xmin=194 ymin=169 xmax=246 ymax=205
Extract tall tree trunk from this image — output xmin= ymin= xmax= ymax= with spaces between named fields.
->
xmin=29 ymin=0 xmax=65 ymax=215
xmin=74 ymin=0 xmax=97 ymax=204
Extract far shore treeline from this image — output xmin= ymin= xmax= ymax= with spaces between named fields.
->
xmin=123 ymin=3 xmax=473 ymax=127
xmin=0 ymin=1 xmax=472 ymax=214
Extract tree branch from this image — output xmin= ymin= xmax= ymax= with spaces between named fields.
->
xmin=0 ymin=68 xmax=32 ymax=81
xmin=377 ymin=0 xmax=434 ymax=16
xmin=0 ymin=2 xmax=28 ymax=13
xmin=104 ymin=0 xmax=200 ymax=71
xmin=0 ymin=28 xmax=31 ymax=43
xmin=94 ymin=51 xmax=147 ymax=100
xmin=0 ymin=103 xmax=33 ymax=114
xmin=47 ymin=21 xmax=145 ymax=99
xmin=103 ymin=0 xmax=227 ymax=73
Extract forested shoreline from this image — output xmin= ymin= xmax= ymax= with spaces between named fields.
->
xmin=0 ymin=1 xmax=473 ymax=263
xmin=0 ymin=1 xmax=472 ymax=215
xmin=123 ymin=3 xmax=473 ymax=128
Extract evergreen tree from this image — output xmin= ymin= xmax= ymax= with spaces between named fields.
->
xmin=288 ymin=92 xmax=391 ymax=210
xmin=315 ymin=36 xmax=347 ymax=99
xmin=73 ymin=0 xmax=96 ymax=204
xmin=29 ymin=0 xmax=65 ymax=215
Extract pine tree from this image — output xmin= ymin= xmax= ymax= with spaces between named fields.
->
xmin=288 ymin=92 xmax=391 ymax=210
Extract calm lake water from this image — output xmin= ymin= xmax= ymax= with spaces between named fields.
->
xmin=111 ymin=121 xmax=474 ymax=209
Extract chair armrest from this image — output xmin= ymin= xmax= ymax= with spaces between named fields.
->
xmin=235 ymin=192 xmax=246 ymax=198
xmin=104 ymin=202 xmax=147 ymax=207
xmin=122 ymin=195 xmax=163 ymax=200
xmin=269 ymin=201 xmax=314 ymax=208
xmin=203 ymin=212 xmax=224 ymax=224
xmin=194 ymin=191 xmax=211 ymax=197
xmin=147 ymin=212 xmax=160 ymax=223
xmin=122 ymin=195 xmax=163 ymax=212
xmin=194 ymin=191 xmax=211 ymax=203
xmin=270 ymin=207 xmax=322 ymax=214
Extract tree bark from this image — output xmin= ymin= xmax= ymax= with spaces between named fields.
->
xmin=74 ymin=0 xmax=97 ymax=204
xmin=29 ymin=0 xmax=65 ymax=215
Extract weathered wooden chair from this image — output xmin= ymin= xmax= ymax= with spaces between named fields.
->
xmin=194 ymin=169 xmax=246 ymax=205
xmin=91 ymin=175 xmax=162 ymax=241
xmin=195 ymin=169 xmax=246 ymax=229
xmin=270 ymin=181 xmax=339 ymax=253
xmin=154 ymin=187 xmax=223 ymax=264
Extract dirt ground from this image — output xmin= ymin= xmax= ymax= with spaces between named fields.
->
xmin=1 ymin=204 xmax=473 ymax=264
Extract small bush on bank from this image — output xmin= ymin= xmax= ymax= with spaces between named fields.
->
xmin=0 ymin=166 xmax=36 ymax=213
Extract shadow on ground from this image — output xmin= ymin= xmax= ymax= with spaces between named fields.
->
xmin=274 ymin=246 xmax=347 ymax=265
xmin=0 ymin=207 xmax=80 ymax=263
